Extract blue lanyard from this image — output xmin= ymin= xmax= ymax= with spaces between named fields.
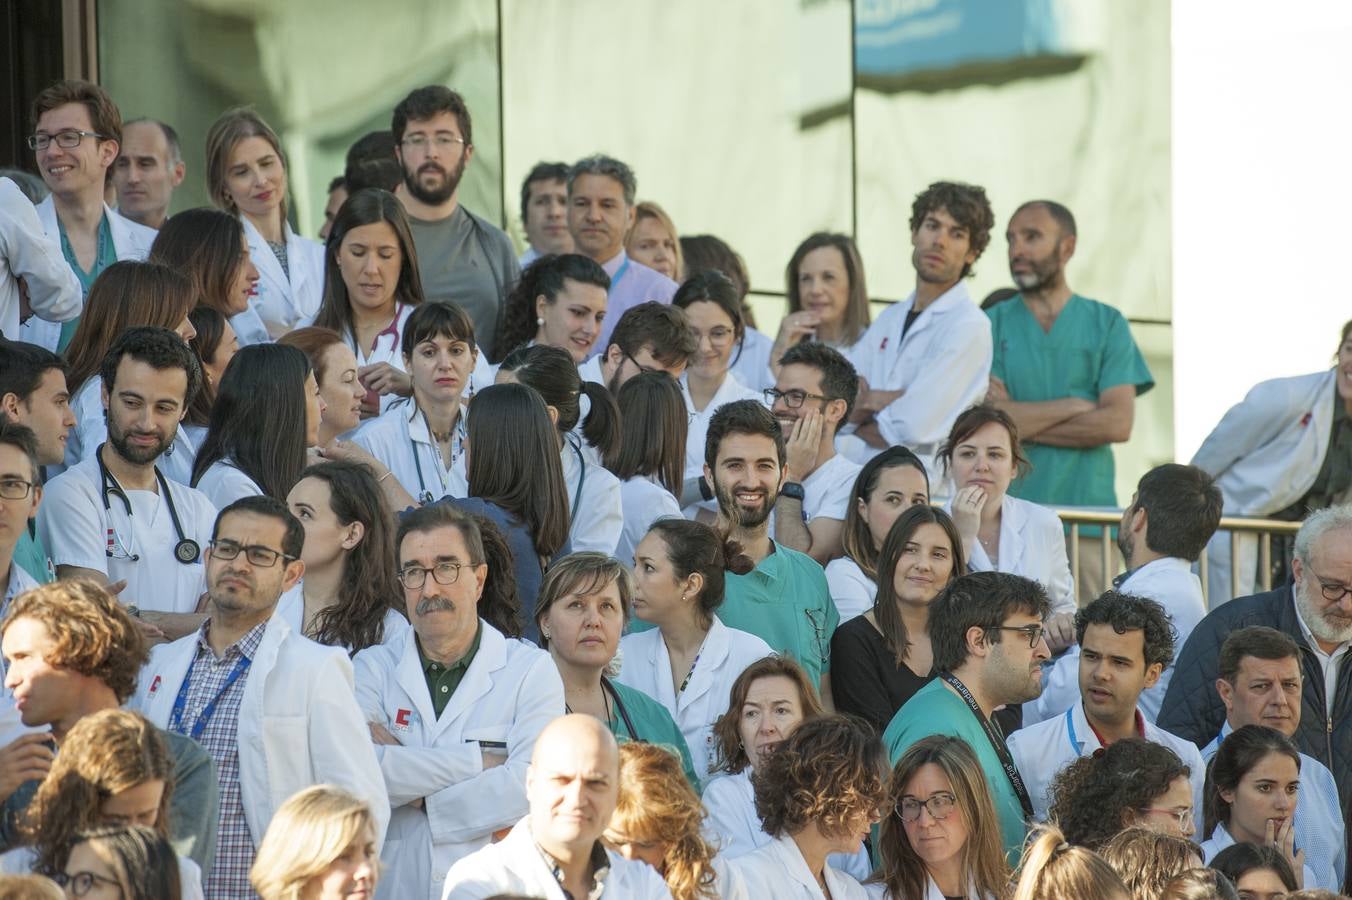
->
xmin=169 ymin=651 xmax=252 ymax=741
xmin=610 ymin=256 xmax=631 ymax=291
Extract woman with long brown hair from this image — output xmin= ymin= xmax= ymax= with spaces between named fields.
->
xmin=605 ymin=371 xmax=687 ymax=564
xmin=150 ymin=207 xmax=264 ymax=345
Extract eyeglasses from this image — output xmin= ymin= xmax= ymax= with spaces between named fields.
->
xmin=691 ymin=327 xmax=735 ymax=348
xmin=27 ymin=130 xmax=107 ymax=151
xmin=897 ymin=792 xmax=958 ymax=822
xmin=989 ymin=623 xmax=1046 ymax=649
xmin=400 ymin=134 xmax=466 ymax=150
xmin=398 ymin=561 xmax=467 ymax=590
xmin=208 ymin=539 xmax=294 ymax=568
xmin=763 ymin=387 xmax=830 ymax=409
xmin=0 ymin=479 xmax=35 ymax=500
xmin=1138 ymin=806 xmax=1194 ymax=830
xmin=53 ymin=870 xmax=123 ymax=897
xmin=623 ymin=351 xmax=663 ymax=376
xmin=1309 ymin=567 xmax=1352 ymax=603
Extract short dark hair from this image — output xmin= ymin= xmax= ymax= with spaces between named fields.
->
xmin=704 ymin=399 xmax=785 ymax=473
xmin=929 ymin=572 xmax=1051 ymax=674
xmin=909 ymin=182 xmax=995 ymax=279
xmin=344 ymin=131 xmax=400 ymax=193
xmin=327 ymin=174 xmax=346 ymax=193
xmin=567 ymin=155 xmax=636 ymax=206
xmin=0 ymin=419 xmax=42 ymax=481
xmin=680 ymin=234 xmax=750 ymax=303
xmin=396 ymin=501 xmax=485 ymax=567
xmin=124 ymin=117 xmax=181 ymax=165
xmin=99 ymin=326 xmax=202 ymax=409
xmin=31 ymin=79 xmax=121 ymax=146
xmin=1218 ymin=626 xmax=1302 ymax=685
xmin=938 ymin=404 xmax=1030 ymax=478
xmin=777 ymin=341 xmax=859 ymax=421
xmin=672 ymin=270 xmax=744 ymax=342
xmin=1014 ymin=199 xmax=1078 ymax=239
xmin=1074 ymin=590 xmax=1176 ymax=670
xmin=608 ymin=302 xmax=697 ymax=369
xmin=213 ymin=495 xmax=304 ymax=560
xmin=520 ymin=161 xmax=570 ymax=222
xmin=391 ymin=85 xmax=472 ymax=146
xmin=1132 ymin=464 xmax=1223 ymax=562
xmin=0 ymin=340 xmax=66 ymax=405
xmin=1208 ymin=843 xmax=1298 ymax=894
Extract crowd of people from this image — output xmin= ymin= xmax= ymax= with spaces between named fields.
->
xmin=0 ymin=75 xmax=1350 ymax=900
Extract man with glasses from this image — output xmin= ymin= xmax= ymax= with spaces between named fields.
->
xmin=1008 ymin=590 xmax=1205 ymax=822
xmin=1161 ymin=506 xmax=1352 ymax=886
xmin=0 ymin=422 xmax=42 ymax=621
xmin=392 ymin=85 xmax=519 ymax=359
xmin=135 ymin=495 xmax=388 ymax=900
xmin=766 ymin=341 xmax=861 ymax=564
xmin=883 ymin=571 xmax=1051 ymax=859
xmin=351 ymin=502 xmax=562 ymax=900
xmin=20 ymin=80 xmax=156 ymax=353
xmin=577 ymin=301 xmax=695 ymax=395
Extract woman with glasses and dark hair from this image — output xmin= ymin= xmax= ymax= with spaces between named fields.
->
xmin=1048 ymin=737 xmax=1197 ymax=850
xmin=56 ymin=826 xmax=181 ymax=900
xmin=680 ymin=233 xmax=776 ymax=392
xmin=872 ymin=735 xmax=1009 ymax=900
xmin=825 ymin=447 xmax=932 ymax=623
xmin=831 ymin=505 xmax=965 ymax=733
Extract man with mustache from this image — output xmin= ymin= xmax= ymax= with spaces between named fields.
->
xmin=392 ymin=86 xmax=519 ymax=359
xmin=702 ymin=399 xmax=837 ymax=705
xmin=36 ymin=326 xmax=216 ymax=638
xmin=134 ymin=495 xmax=388 ymax=900
xmin=352 ymin=502 xmax=562 ymax=900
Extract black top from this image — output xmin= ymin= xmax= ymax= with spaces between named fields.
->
xmin=831 ymin=614 xmax=931 ymax=733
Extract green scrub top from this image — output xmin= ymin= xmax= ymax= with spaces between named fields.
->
xmin=884 ymin=679 xmax=1027 ymax=863
xmin=13 ymin=528 xmax=53 ymax=586
xmin=989 ymin=294 xmax=1153 ymax=510
xmin=718 ymin=542 xmax=837 ymax=690
xmin=605 ymin=678 xmax=701 ymax=789
xmin=56 ymin=214 xmax=117 ymax=353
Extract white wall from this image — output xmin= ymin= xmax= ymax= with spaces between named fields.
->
xmin=1173 ymin=1 xmax=1352 ymax=461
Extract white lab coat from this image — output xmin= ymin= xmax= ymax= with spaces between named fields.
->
xmin=616 ymin=617 xmax=773 ymax=781
xmin=1191 ymin=369 xmax=1336 ymax=601
xmin=19 ymin=196 xmax=155 ymax=351
xmin=133 ymin=610 xmax=390 ymax=849
xmin=1118 ymin=556 xmax=1207 ymax=722
xmin=192 ymin=459 xmax=263 ymax=510
xmin=562 ymin=434 xmax=623 ymax=554
xmin=730 ymin=833 xmax=871 ymax=900
xmin=37 ymin=455 xmax=216 ymax=614
xmin=616 ymin=475 xmax=682 ymax=566
xmin=350 ymin=400 xmax=467 ymax=504
xmin=63 ymin=376 xmax=198 ymax=484
xmin=441 ymin=816 xmax=674 ymax=900
xmin=942 ymin=494 xmax=1076 ymax=617
xmin=274 ymin=582 xmax=409 ymax=652
xmin=1006 ymin=702 xmax=1206 ymax=822
xmin=0 ymin=178 xmax=80 ymax=339
xmin=701 ymin=768 xmax=874 ymax=880
xmin=240 ymin=216 xmax=326 ymax=338
xmin=824 ymin=556 xmax=876 ymax=624
xmin=840 ymin=283 xmax=992 ymax=478
xmin=682 ymin=372 xmax=761 ymax=481
xmin=353 ymin=622 xmax=564 ymax=900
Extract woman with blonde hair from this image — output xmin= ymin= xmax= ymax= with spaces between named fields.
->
xmin=605 ymin=742 xmax=746 ymax=900
xmin=4 ymin=709 xmax=201 ymax=899
xmin=250 ymin=785 xmax=378 ymax=900
xmin=872 ymin=735 xmax=1008 ymax=900
xmin=1099 ymin=827 xmax=1204 ymax=900
xmin=1011 ymin=824 xmax=1129 ymax=900
xmin=205 ymin=108 xmax=325 ymax=338
xmin=626 ymin=201 xmax=682 ymax=280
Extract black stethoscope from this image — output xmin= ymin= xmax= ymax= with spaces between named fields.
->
xmin=97 ymin=444 xmax=200 ymax=565
xmin=564 ymin=433 xmax=587 ymax=527
xmin=408 ymin=404 xmax=467 ymax=506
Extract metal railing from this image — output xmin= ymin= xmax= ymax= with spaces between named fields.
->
xmin=1053 ymin=508 xmax=1302 ymax=607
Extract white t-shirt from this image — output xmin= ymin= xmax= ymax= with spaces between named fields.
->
xmin=616 ymin=476 xmax=682 ymax=566
xmin=801 ymin=453 xmax=862 ymax=522
xmin=681 ymin=372 xmax=760 ymax=481
xmin=192 ymin=459 xmax=264 ymax=510
xmin=824 ymin=556 xmax=877 ymax=624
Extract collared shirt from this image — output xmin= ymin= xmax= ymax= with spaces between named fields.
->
xmin=418 ymin=620 xmax=481 ymax=719
xmin=1293 ymin=600 xmax=1351 ymax=717
xmin=174 ymin=620 xmax=266 ymax=900
xmin=594 ymin=250 xmax=677 ymax=350
xmin=536 ymin=839 xmax=611 ymax=900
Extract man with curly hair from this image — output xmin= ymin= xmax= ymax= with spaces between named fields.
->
xmin=0 ymin=578 xmax=217 ymax=868
xmin=844 ymin=181 xmax=996 ymax=479
xmin=1009 ymin=590 xmax=1206 ymax=822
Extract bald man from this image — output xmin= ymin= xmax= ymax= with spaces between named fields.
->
xmin=441 ymin=714 xmax=673 ymax=899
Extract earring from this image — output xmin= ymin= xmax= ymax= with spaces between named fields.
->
xmin=537 ymin=317 xmax=545 ymax=327
xmin=542 ymin=629 xmax=551 ymax=640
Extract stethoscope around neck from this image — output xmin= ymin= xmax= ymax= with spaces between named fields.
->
xmin=96 ymin=444 xmax=200 ymax=565
xmin=409 ymin=403 xmax=466 ymax=506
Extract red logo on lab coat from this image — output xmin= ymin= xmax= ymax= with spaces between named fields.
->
xmin=394 ymin=708 xmax=412 ymax=732
xmin=148 ymin=675 xmax=161 ymax=696
xmin=1301 ymin=412 xmax=1313 ymax=427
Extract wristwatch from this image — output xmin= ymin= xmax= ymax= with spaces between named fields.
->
xmin=779 ymin=481 xmax=806 ymax=502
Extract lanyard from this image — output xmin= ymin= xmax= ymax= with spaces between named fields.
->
xmin=601 ymin=677 xmax=642 ymax=742
xmin=409 ymin=405 xmax=464 ymax=504
xmin=610 ymin=256 xmax=631 ymax=291
xmin=169 ymin=650 xmax=252 ymax=741
xmin=939 ymin=672 xmax=1034 ymax=817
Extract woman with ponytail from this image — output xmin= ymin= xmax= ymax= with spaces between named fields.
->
xmin=1011 ymin=824 xmax=1129 ymax=900
xmin=617 ymin=519 xmax=773 ymax=782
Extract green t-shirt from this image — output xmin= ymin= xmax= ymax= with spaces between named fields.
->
xmin=884 ymin=679 xmax=1027 ymax=862
xmin=988 ymin=294 xmax=1153 ymax=509
xmin=606 ymin=678 xmax=700 ymax=789
xmin=718 ymin=542 xmax=837 ymax=689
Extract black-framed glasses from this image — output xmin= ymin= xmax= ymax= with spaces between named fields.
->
xmin=623 ymin=351 xmax=662 ymax=376
xmin=1309 ymin=567 xmax=1352 ymax=603
xmin=27 ymin=130 xmax=107 ymax=151
xmin=989 ymin=624 xmax=1046 ymax=649
xmin=897 ymin=791 xmax=958 ymax=822
xmin=208 ymin=539 xmax=294 ymax=568
xmin=53 ymin=870 xmax=123 ymax=897
xmin=763 ymin=387 xmax=829 ymax=409
xmin=398 ymin=561 xmax=467 ymax=590
xmin=400 ymin=134 xmax=466 ymax=150
xmin=0 ymin=478 xmax=35 ymax=500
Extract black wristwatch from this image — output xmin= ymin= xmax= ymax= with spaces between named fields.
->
xmin=779 ymin=481 xmax=806 ymax=502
